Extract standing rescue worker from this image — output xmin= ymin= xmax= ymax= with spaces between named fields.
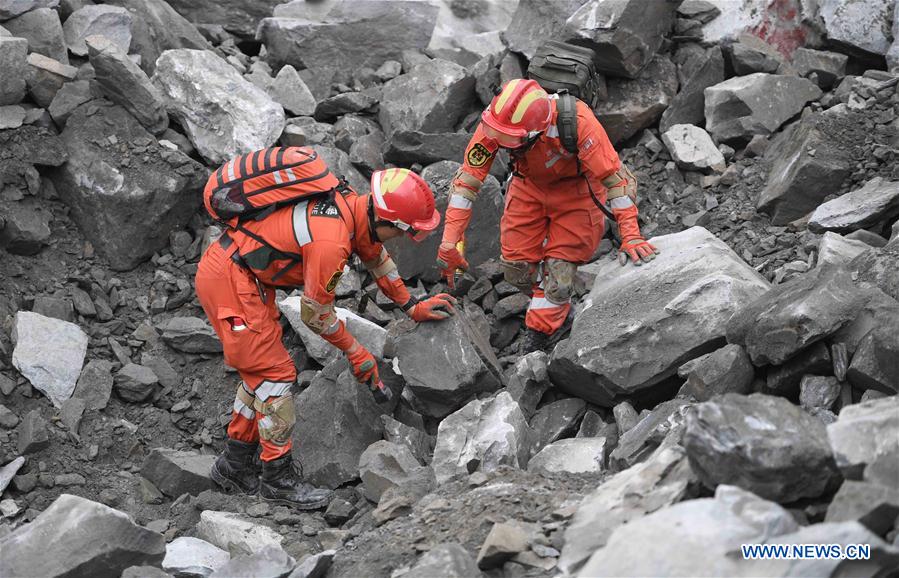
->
xmin=196 ymin=149 xmax=455 ymax=509
xmin=436 ymin=79 xmax=658 ymax=353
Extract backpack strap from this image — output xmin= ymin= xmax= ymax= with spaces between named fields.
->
xmin=556 ymin=93 xmax=579 ymax=155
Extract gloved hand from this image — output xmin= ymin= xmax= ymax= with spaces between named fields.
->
xmin=346 ymin=346 xmax=379 ymax=385
xmin=409 ymin=293 xmax=457 ymax=322
xmin=436 ymin=243 xmax=469 ymax=289
xmin=618 ymin=238 xmax=659 ymax=266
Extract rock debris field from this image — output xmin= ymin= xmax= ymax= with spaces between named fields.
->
xmin=1 ymin=0 xmax=898 ymax=576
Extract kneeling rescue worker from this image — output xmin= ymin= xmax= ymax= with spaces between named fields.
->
xmin=195 ymin=146 xmax=456 ymax=509
xmin=437 ymin=79 xmax=659 ymax=353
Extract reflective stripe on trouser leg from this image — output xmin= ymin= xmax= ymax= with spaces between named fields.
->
xmin=525 ymin=287 xmax=570 ymax=335
xmin=227 ymin=381 xmax=260 ymax=444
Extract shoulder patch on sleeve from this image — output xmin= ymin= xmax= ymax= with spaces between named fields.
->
xmin=325 ymin=268 xmax=343 ymax=293
xmin=466 ymin=143 xmax=493 ymax=168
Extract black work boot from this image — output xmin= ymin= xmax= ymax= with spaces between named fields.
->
xmin=519 ymin=315 xmax=573 ymax=355
xmin=259 ymin=454 xmax=332 ymax=510
xmin=210 ymin=438 xmax=261 ymax=495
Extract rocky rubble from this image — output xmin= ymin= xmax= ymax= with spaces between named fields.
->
xmin=1 ymin=0 xmax=898 ymax=577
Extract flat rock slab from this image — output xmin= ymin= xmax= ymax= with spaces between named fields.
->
xmin=817 ymin=232 xmax=871 ymax=268
xmin=158 ymin=316 xmax=222 ymax=353
xmin=527 ymin=438 xmax=609 ymax=474
xmin=662 ymin=124 xmax=725 ymax=173
xmin=141 ymin=448 xmax=216 ymax=497
xmin=279 ymin=297 xmax=387 ymax=365
xmin=551 ymin=227 xmax=770 ymax=406
xmin=809 ymin=177 xmax=899 ymax=234
xmin=12 ymin=311 xmax=88 ymax=408
xmin=162 ymin=536 xmax=230 ymax=577
xmin=196 ymin=511 xmax=283 ymax=556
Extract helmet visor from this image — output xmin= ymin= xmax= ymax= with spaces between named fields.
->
xmin=483 ymin=124 xmax=529 ymax=149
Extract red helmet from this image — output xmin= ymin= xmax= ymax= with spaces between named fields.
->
xmin=482 ymin=79 xmax=552 ymax=147
xmin=370 ymin=168 xmax=440 ymax=242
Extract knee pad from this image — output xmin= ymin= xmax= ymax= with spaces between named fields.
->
xmin=500 ymin=258 xmax=538 ymax=292
xmin=543 ymin=259 xmax=577 ymax=305
xmin=255 ymin=393 xmax=295 ymax=446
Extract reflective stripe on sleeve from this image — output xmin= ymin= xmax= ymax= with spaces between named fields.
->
xmin=292 ymin=200 xmax=312 ymax=246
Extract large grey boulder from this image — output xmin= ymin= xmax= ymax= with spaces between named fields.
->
xmin=704 ymin=73 xmax=822 ymax=145
xmin=827 ymin=396 xmax=899 ymax=479
xmin=432 ymin=391 xmax=530 ymax=484
xmin=551 ymin=227 xmax=770 ymax=406
xmin=163 ymin=537 xmax=230 ymax=577
xmin=279 ymin=297 xmax=388 ymax=365
xmin=528 ymin=397 xmax=586 ymax=456
xmin=846 ymin=305 xmax=899 ymax=393
xmin=293 ymin=365 xmax=397 ymax=489
xmin=506 ymin=351 xmax=551 ymax=419
xmin=610 ymin=399 xmax=690 ymax=470
xmin=792 ymin=47 xmax=848 ymax=89
xmin=595 ymin=55 xmax=677 ymax=144
xmin=395 ymin=309 xmax=503 ymax=419
xmin=406 ymin=543 xmax=482 ymax=578
xmin=528 ymin=438 xmax=609 ymax=474
xmin=152 ymin=49 xmax=285 ymax=164
xmin=0 ymin=0 xmax=58 ymax=20
xmin=384 ymin=161 xmax=503 ymax=283
xmin=383 ymin=131 xmax=471 ymax=167
xmin=62 ymin=4 xmax=131 ymax=57
xmin=819 ymin=0 xmax=894 ymax=58
xmin=24 ymin=52 xmax=77 ymax=108
xmin=158 ymin=316 xmax=222 ymax=353
xmin=504 ymin=0 xmax=588 ymax=60
xmin=12 ymin=311 xmax=88 ymax=408
xmin=757 ymin=106 xmax=857 ymax=225
xmin=73 ymin=359 xmax=114 ymax=410
xmin=0 ymin=494 xmax=165 ymax=577
xmin=816 ymin=232 xmax=871 ymax=268
xmin=662 ymin=124 xmax=725 ymax=173
xmin=167 ymin=0 xmax=282 ymax=37
xmin=809 ymin=178 xmax=899 ymax=234
xmin=660 ymin=45 xmax=724 ymax=131
xmin=3 ymin=7 xmax=67 ymax=63
xmin=87 ymin=35 xmax=168 ymax=135
xmin=105 ymin=0 xmax=211 ymax=75
xmin=825 ymin=480 xmax=899 ymax=536
xmin=684 ymin=393 xmax=841 ymax=503
xmin=563 ymin=0 xmax=680 ymax=78
xmin=52 ymin=101 xmax=207 ymax=270
xmin=358 ymin=440 xmax=430 ymax=503
xmin=0 ymin=37 xmax=27 ymax=104
xmin=0 ymin=199 xmax=51 ymax=255
xmin=726 ymin=266 xmax=870 ymax=366
xmin=379 ymin=59 xmax=475 ymax=137
xmin=141 ymin=448 xmax=216 ymax=497
xmin=848 ymin=235 xmax=899 ymax=302
xmin=559 ymin=446 xmax=698 ymax=575
xmin=114 ymin=363 xmax=159 ymax=403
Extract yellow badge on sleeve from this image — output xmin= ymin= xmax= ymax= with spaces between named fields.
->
xmin=325 ymin=270 xmax=343 ymax=293
xmin=467 ymin=143 xmax=492 ymax=168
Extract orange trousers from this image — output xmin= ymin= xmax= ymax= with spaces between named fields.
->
xmin=195 ymin=240 xmax=296 ymax=461
xmin=500 ymin=176 xmax=605 ymax=335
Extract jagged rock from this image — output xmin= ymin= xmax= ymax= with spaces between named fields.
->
xmin=757 ymin=107 xmax=857 ymax=225
xmin=395 ymin=309 xmax=503 ymax=419
xmin=383 ymin=131 xmax=471 ymax=167
xmin=31 ymin=296 xmax=74 ymax=322
xmin=612 ymin=401 xmax=639 ymax=434
xmin=16 ymin=409 xmax=49 ymax=454
xmin=73 ymin=359 xmax=113 ymax=410
xmin=258 ymin=1 xmax=438 ymax=89
xmin=0 ymin=404 xmax=19 ymax=429
xmin=384 ymin=161 xmax=503 ymax=283
xmin=166 ymin=0 xmax=282 ymax=37
xmin=268 ymin=64 xmax=316 ymax=117
xmin=196 ymin=511 xmax=283 ymax=556
xmin=142 ymin=448 xmax=216 ymax=497
xmin=660 ymin=45 xmax=724 ymax=131
xmin=799 ymin=375 xmax=841 ymax=411
xmin=817 ymin=232 xmax=871 ymax=268
xmin=294 ymin=365 xmax=398 ymax=489
xmin=551 ymin=227 xmax=770 ymax=406
xmin=577 ymin=485 xmax=800 ymax=577
xmin=0 ymin=37 xmax=27 ymax=104
xmin=0 ymin=0 xmax=58 ymax=20
xmin=279 ymin=298 xmax=387 ymax=365
xmin=348 ymin=131 xmax=385 ymax=176
xmin=0 ymin=103 xmax=26 ymax=129
xmin=309 ymin=143 xmax=367 ymax=192
xmin=825 ymin=480 xmax=899 ymax=536
xmin=528 ymin=438 xmax=609 ymax=474
xmin=59 ymin=397 xmax=85 ymax=433
xmin=287 ymin=549 xmax=334 ymax=578
xmin=847 ymin=308 xmax=899 ymax=393
xmin=122 ymin=565 xmax=173 ymax=578
xmin=314 ymin=91 xmax=377 ymax=122
xmin=684 ymin=393 xmax=840 ymax=502
xmin=47 ymin=80 xmax=92 ymax=127
xmin=504 ymin=0 xmax=588 ymax=59
xmin=378 ymin=59 xmax=475 ymax=137
xmin=52 ymin=101 xmax=207 ymax=270
xmin=595 ymin=55 xmax=677 ymax=144
xmin=792 ymin=47 xmax=847 ymax=89
xmin=210 ymin=546 xmax=295 ymax=578
xmin=828 ymin=395 xmax=899 ymax=479
xmin=0 ymin=199 xmax=51 ymax=255
xmin=140 ymin=354 xmax=178 ymax=389
xmin=12 ymin=311 xmax=88 ymax=408
xmin=114 ymin=363 xmax=159 ymax=403
xmin=728 ymin=34 xmax=784 ymax=75
xmin=162 ymin=536 xmax=230 ymax=577
xmin=152 ymin=49 xmax=285 ymax=164
xmin=704 ymin=73 xmax=822 ymax=145
xmin=87 ymin=35 xmax=168 ymax=135
xmin=558 ymin=446 xmax=698 ymax=575
xmin=727 ymin=267 xmax=870 ymax=366
xmin=809 ymin=178 xmax=899 ymax=234
xmin=528 ymin=398 xmax=586 ymax=456
xmin=406 ymin=543 xmax=482 ymax=578
xmin=845 ymin=229 xmax=888 ymax=248
xmin=682 ymin=344 xmax=754 ymax=401
xmin=158 ymin=316 xmax=222 ymax=353
xmin=506 ymin=351 xmax=551 ymax=419
xmin=662 ymin=124 xmax=725 ymax=173
xmin=563 ymin=0 xmax=680 ymax=78
xmin=63 ymin=4 xmax=131 ymax=57
xmin=25 ymin=52 xmax=77 ymax=108
xmin=493 ymin=293 xmax=529 ymax=320
xmin=0 ymin=457 xmax=25 ymax=495
xmin=105 ymin=0 xmax=211 ymax=76
xmin=358 ymin=440 xmax=430 ymax=504
xmin=848 ymin=236 xmax=899 ymax=302
xmin=610 ymin=399 xmax=690 ymax=470
xmin=819 ymin=0 xmax=893 ymax=58
xmin=4 ymin=7 xmax=67 ymax=63
xmin=0 ymin=494 xmax=165 ymax=577
xmin=432 ymin=391 xmax=529 ymax=484
xmin=371 ymin=466 xmax=433 ymax=525
xmin=477 ymin=521 xmax=530 ymax=570
xmin=382 ymin=415 xmax=432 ymax=465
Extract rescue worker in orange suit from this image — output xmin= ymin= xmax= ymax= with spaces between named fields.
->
xmin=196 ymin=156 xmax=455 ymax=509
xmin=437 ymin=79 xmax=658 ymax=353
